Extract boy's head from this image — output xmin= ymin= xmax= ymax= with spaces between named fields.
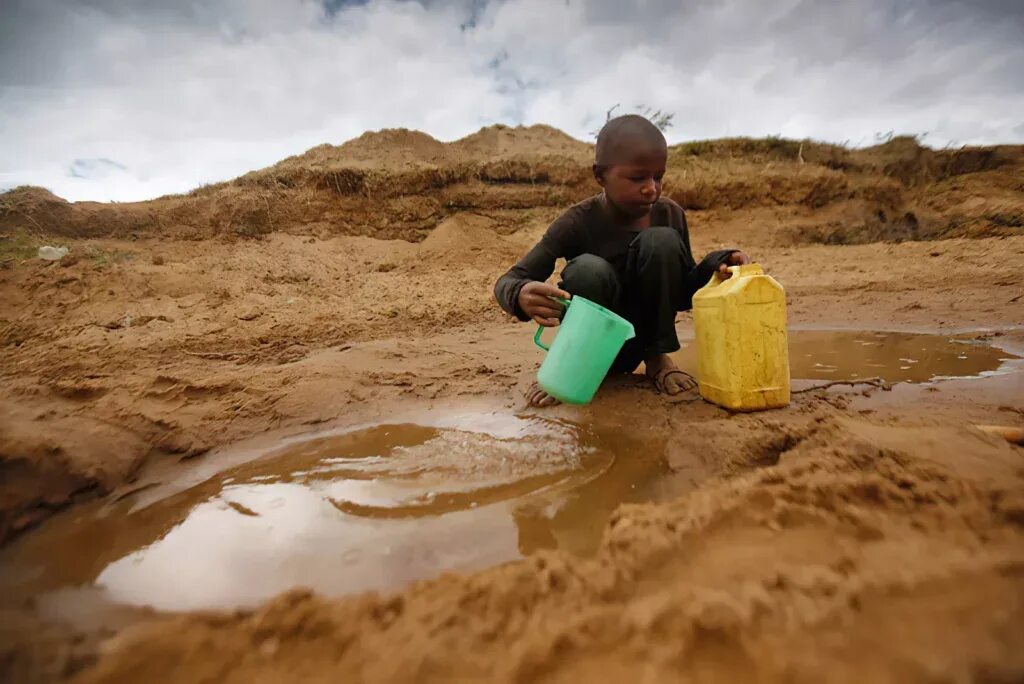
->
xmin=593 ymin=114 xmax=668 ymax=219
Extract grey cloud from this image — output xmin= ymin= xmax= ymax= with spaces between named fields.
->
xmin=68 ymin=158 xmax=127 ymax=179
xmin=1 ymin=0 xmax=1021 ymax=202
xmin=324 ymin=0 xmax=373 ymax=15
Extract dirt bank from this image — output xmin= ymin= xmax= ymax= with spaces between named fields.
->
xmin=1 ymin=126 xmax=1022 ymax=682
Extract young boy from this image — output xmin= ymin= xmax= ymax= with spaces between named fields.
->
xmin=494 ymin=115 xmax=750 ymax=407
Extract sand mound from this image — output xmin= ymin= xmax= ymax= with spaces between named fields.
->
xmin=418 ymin=213 xmax=505 ymax=255
xmin=1 ymin=128 xmax=1021 ymax=245
xmin=452 ymin=124 xmax=591 ymax=160
xmin=0 ymin=186 xmax=73 ymax=229
xmin=0 ymin=186 xmax=69 ymax=210
xmin=338 ymin=128 xmax=451 ymax=165
xmin=275 ymin=129 xmax=455 ymax=173
xmin=260 ymin=124 xmax=588 ymax=177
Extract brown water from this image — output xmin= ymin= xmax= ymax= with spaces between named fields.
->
xmin=672 ymin=329 xmax=1018 ymax=384
xmin=0 ymin=413 xmax=670 ymax=616
xmin=1 ymin=330 xmax=1017 ymax=620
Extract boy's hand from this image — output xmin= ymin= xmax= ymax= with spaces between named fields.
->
xmin=717 ymin=251 xmax=751 ymax=280
xmin=518 ymin=281 xmax=570 ymax=327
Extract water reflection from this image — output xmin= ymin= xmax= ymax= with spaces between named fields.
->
xmin=1 ymin=414 xmax=666 ymax=614
xmin=671 ymin=330 xmax=1017 ymax=383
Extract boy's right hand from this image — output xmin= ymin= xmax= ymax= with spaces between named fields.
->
xmin=518 ymin=282 xmax=570 ymax=327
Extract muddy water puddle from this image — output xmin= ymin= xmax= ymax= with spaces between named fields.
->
xmin=672 ymin=329 xmax=1019 ymax=384
xmin=2 ymin=330 xmax=1018 ymax=622
xmin=0 ymin=413 xmax=671 ymax=617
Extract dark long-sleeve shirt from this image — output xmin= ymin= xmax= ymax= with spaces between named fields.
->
xmin=494 ymin=194 xmax=736 ymax=321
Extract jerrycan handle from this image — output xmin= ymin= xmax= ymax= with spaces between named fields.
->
xmin=533 ymin=297 xmax=571 ymax=352
xmin=711 ymin=262 xmax=764 ymax=285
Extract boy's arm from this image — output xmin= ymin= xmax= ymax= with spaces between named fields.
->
xmin=494 ymin=232 xmax=564 ymax=321
xmin=671 ymin=201 xmax=739 ymax=310
xmin=679 ymin=249 xmax=739 ymax=309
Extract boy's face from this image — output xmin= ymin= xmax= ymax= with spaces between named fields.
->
xmin=593 ymin=146 xmax=667 ymax=219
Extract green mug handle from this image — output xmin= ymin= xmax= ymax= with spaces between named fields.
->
xmin=533 ymin=297 xmax=571 ymax=351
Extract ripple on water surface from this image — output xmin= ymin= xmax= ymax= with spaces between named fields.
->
xmin=0 ymin=414 xmax=669 ymax=614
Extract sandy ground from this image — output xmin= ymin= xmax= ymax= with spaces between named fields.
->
xmin=1 ymin=128 xmax=1023 ymax=682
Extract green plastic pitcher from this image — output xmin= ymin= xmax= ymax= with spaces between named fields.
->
xmin=533 ymin=296 xmax=636 ymax=405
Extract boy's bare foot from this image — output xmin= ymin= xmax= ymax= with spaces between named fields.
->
xmin=527 ymin=382 xmax=561 ymax=408
xmin=645 ymin=353 xmax=699 ymax=398
xmin=527 ymin=356 xmax=695 ymax=406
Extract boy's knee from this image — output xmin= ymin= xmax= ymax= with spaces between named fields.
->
xmin=636 ymin=226 xmax=681 ymax=252
xmin=560 ymin=254 xmax=619 ymax=305
xmin=633 ymin=226 xmax=684 ymax=265
xmin=564 ymin=254 xmax=616 ymax=280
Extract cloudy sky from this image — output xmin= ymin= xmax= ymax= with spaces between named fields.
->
xmin=1 ymin=0 xmax=1022 ymax=202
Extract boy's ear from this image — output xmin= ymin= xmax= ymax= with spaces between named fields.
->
xmin=592 ymin=164 xmax=606 ymax=186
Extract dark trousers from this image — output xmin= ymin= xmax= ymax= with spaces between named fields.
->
xmin=558 ymin=226 xmax=688 ymax=373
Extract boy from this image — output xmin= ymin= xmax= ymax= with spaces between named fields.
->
xmin=493 ymin=115 xmax=749 ymax=407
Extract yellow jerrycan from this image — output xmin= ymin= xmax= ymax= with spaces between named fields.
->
xmin=692 ymin=264 xmax=790 ymax=411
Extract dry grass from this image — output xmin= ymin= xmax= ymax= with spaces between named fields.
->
xmin=0 ymin=232 xmax=42 ymax=265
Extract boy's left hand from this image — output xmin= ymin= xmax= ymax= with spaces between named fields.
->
xmin=717 ymin=251 xmax=751 ymax=279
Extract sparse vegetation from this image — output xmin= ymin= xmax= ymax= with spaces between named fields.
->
xmin=590 ymin=104 xmax=675 ymax=138
xmin=82 ymin=245 xmax=135 ymax=266
xmin=0 ymin=232 xmax=41 ymax=265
